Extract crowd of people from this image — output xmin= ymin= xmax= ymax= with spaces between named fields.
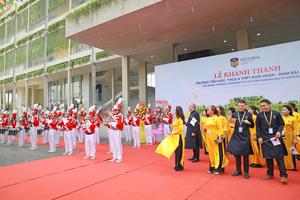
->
xmin=0 ymin=98 xmax=299 ymax=184
xmin=156 ymin=99 xmax=300 ymax=184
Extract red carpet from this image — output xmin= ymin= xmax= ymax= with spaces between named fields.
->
xmin=0 ymin=143 xmax=299 ymax=200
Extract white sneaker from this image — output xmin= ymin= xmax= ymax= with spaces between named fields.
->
xmin=48 ymin=150 xmax=54 ymax=153
xmin=30 ymin=147 xmax=35 ymax=150
xmin=109 ymin=159 xmax=116 ymax=162
xmin=116 ymin=159 xmax=122 ymax=163
xmin=91 ymin=156 xmax=96 ymax=160
xmin=84 ymin=156 xmax=90 ymax=159
xmin=63 ymin=152 xmax=68 ymax=155
xmin=68 ymin=152 xmax=73 ymax=156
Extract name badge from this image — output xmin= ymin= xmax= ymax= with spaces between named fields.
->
xmin=281 ymin=131 xmax=285 ymax=138
xmin=207 ymin=130 xmax=210 ymax=135
xmin=269 ymin=128 xmax=273 ymax=134
xmin=239 ymin=127 xmax=243 ymax=133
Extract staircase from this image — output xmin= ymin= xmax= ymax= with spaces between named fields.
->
xmin=99 ymin=91 xmax=123 ymax=111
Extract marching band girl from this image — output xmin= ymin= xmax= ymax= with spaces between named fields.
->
xmin=132 ymin=106 xmax=141 ymax=148
xmin=7 ymin=110 xmax=18 ymax=145
xmin=84 ymin=105 xmax=96 ymax=159
xmin=18 ymin=110 xmax=29 ymax=147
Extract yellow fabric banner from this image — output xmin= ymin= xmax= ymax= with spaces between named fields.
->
xmin=140 ymin=121 xmax=146 ymax=144
xmin=155 ymin=134 xmax=179 ymax=159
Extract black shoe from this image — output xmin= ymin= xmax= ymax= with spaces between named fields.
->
xmin=188 ymin=158 xmax=194 ymax=161
xmin=255 ymin=164 xmax=263 ymax=168
xmin=175 ymin=165 xmax=184 ymax=171
xmin=192 ymin=159 xmax=199 ymax=163
xmin=244 ymin=172 xmax=250 ymax=179
xmin=250 ymin=164 xmax=256 ymax=167
xmin=231 ymin=171 xmax=242 ymax=176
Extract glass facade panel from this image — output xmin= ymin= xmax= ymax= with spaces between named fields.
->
xmin=47 ymin=27 xmax=69 ymax=62
xmin=28 ymin=36 xmax=45 ymax=68
xmin=16 ymin=45 xmax=26 ymax=70
xmin=6 ymin=17 xmax=15 ymax=43
xmin=5 ymin=50 xmax=14 ymax=75
xmin=48 ymin=0 xmax=69 ymax=21
xmin=29 ymin=0 xmax=46 ymax=31
xmin=0 ymin=54 xmax=4 ymax=76
xmin=0 ymin=23 xmax=5 ymax=46
xmin=71 ymin=0 xmax=89 ymax=9
xmin=70 ymin=40 xmax=90 ymax=55
xmin=17 ymin=9 xmax=28 ymax=36
xmin=72 ymin=75 xmax=82 ymax=101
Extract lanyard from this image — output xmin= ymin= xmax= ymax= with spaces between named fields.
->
xmin=237 ymin=112 xmax=246 ymax=127
xmin=263 ymin=110 xmax=273 ymax=127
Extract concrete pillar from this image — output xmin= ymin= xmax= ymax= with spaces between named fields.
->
xmin=12 ymin=83 xmax=16 ymax=109
xmin=82 ymin=73 xmax=90 ymax=108
xmin=139 ymin=61 xmax=147 ymax=103
xmin=91 ymin=64 xmax=96 ymax=105
xmin=111 ymin=68 xmax=115 ymax=101
xmin=172 ymin=43 xmax=178 ymax=62
xmin=0 ymin=89 xmax=2 ymax=110
xmin=2 ymin=85 xmax=6 ymax=110
xmin=16 ymin=87 xmax=24 ymax=110
xmin=25 ymin=79 xmax=28 ymax=107
xmin=67 ymin=69 xmax=72 ymax=106
xmin=31 ymin=86 xmax=34 ymax=107
xmin=122 ymin=56 xmax=130 ymax=112
xmin=12 ymin=10 xmax=17 ymax=110
xmin=43 ymin=75 xmax=48 ymax=109
xmin=236 ymin=29 xmax=250 ymax=51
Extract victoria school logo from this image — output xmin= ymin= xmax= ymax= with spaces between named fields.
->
xmin=230 ymin=58 xmax=239 ymax=68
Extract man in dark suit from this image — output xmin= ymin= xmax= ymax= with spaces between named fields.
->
xmin=185 ymin=104 xmax=202 ymax=162
xmin=227 ymin=100 xmax=254 ymax=179
xmin=256 ymin=99 xmax=287 ymax=184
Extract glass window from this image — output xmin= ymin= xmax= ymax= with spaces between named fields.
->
xmin=70 ymin=40 xmax=90 ymax=55
xmin=48 ymin=81 xmax=57 ymax=105
xmin=16 ymin=45 xmax=26 ymax=70
xmin=17 ymin=9 xmax=28 ymax=36
xmin=28 ymin=36 xmax=45 ymax=68
xmin=5 ymin=91 xmax=13 ymax=111
xmin=48 ymin=79 xmax=67 ymax=105
xmin=29 ymin=0 xmax=46 ymax=31
xmin=71 ymin=0 xmax=88 ymax=9
xmin=0 ymin=23 xmax=5 ymax=46
xmin=48 ymin=0 xmax=69 ymax=21
xmin=5 ymin=50 xmax=14 ymax=76
xmin=0 ymin=54 xmax=4 ymax=76
xmin=47 ymin=27 xmax=69 ymax=62
xmin=72 ymin=75 xmax=82 ymax=101
xmin=147 ymin=72 xmax=155 ymax=87
xmin=57 ymin=79 xmax=66 ymax=103
xmin=6 ymin=17 xmax=15 ymax=43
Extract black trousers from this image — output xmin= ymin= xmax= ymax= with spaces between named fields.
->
xmin=292 ymin=155 xmax=297 ymax=170
xmin=235 ymin=155 xmax=249 ymax=174
xmin=175 ymin=136 xmax=183 ymax=167
xmin=266 ymin=158 xmax=287 ymax=177
xmin=193 ymin=135 xmax=200 ymax=160
xmin=215 ymin=143 xmax=225 ymax=172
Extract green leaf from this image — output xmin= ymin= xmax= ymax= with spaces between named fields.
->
xmin=67 ymin=0 xmax=118 ymax=22
xmin=96 ymin=51 xmax=112 ymax=60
